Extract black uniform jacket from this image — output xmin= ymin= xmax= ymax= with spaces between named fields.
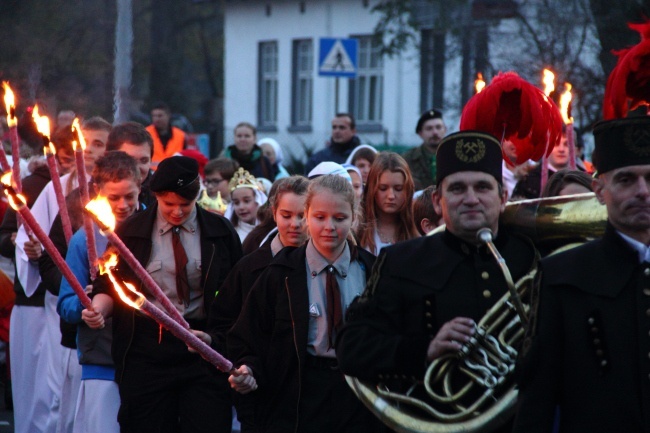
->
xmin=93 ymin=203 xmax=242 ymax=380
xmin=336 ymin=227 xmax=537 ymax=381
xmin=227 ymin=243 xmax=375 ymax=432
xmin=208 ymin=236 xmax=273 ymax=351
xmin=514 ymin=223 xmax=650 ymax=433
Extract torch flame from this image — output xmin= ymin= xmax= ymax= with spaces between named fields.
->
xmin=71 ymin=118 xmax=86 ymax=151
xmin=0 ymin=171 xmax=26 ymax=209
xmin=559 ymin=83 xmax=573 ymax=125
xmin=475 ymin=72 xmax=486 ymax=94
xmin=32 ymin=105 xmax=52 ymax=139
xmin=542 ymin=69 xmax=555 ymax=97
xmin=99 ymin=253 xmax=145 ymax=310
xmin=2 ymin=82 xmax=16 ymax=127
xmin=1 ymin=172 xmax=12 ymax=187
xmin=85 ymin=195 xmax=116 ymax=231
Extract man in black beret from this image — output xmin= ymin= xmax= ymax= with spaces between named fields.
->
xmin=514 ymin=116 xmax=650 ymax=433
xmin=403 ymin=108 xmax=447 ymax=190
xmin=149 ymin=154 xmax=200 ymax=196
xmin=337 ymin=131 xmax=538 ymax=433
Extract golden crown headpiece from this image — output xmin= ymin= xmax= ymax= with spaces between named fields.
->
xmin=229 ymin=167 xmax=261 ymax=192
xmin=197 ymin=190 xmax=228 ymax=215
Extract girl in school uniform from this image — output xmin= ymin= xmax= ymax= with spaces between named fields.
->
xmin=226 ymin=174 xmax=380 ymax=433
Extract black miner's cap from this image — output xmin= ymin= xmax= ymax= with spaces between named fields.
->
xmin=436 ymin=131 xmax=503 ymax=186
xmin=592 ymin=117 xmax=650 ymax=175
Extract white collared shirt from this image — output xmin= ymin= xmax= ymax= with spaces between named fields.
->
xmin=617 ymin=230 xmax=650 ymax=263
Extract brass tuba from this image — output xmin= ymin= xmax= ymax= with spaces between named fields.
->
xmin=345 ymin=193 xmax=607 ymax=433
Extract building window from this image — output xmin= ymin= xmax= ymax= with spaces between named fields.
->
xmin=349 ymin=35 xmax=383 ymax=128
xmin=258 ymin=41 xmax=278 ymax=129
xmin=291 ymin=39 xmax=313 ymax=128
xmin=420 ymin=29 xmax=446 ymax=112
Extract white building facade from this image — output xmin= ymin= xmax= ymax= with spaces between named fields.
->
xmin=224 ymin=0 xmax=428 ymax=163
xmin=223 ymin=0 xmax=602 ymax=164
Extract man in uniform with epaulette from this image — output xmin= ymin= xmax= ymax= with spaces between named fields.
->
xmin=337 ymin=130 xmax=538 ymax=433
xmin=514 ymin=117 xmax=650 ymax=432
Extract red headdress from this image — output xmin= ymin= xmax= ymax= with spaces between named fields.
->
xmin=459 ymin=71 xmax=563 ymax=165
xmin=602 ymin=19 xmax=650 ymax=120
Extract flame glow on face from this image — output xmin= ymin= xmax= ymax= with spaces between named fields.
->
xmin=71 ymin=118 xmax=86 ymax=151
xmin=2 ymin=82 xmax=16 ymax=126
xmin=475 ymin=72 xmax=486 ymax=94
xmin=559 ymin=83 xmax=573 ymax=125
xmin=99 ymin=253 xmax=145 ymax=310
xmin=86 ymin=196 xmax=116 ymax=231
xmin=542 ymin=69 xmax=555 ymax=97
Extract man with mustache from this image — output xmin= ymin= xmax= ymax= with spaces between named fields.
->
xmin=337 ymin=131 xmax=538 ymax=433
xmin=403 ymin=108 xmax=447 ymax=190
xmin=513 ymin=117 xmax=650 ymax=432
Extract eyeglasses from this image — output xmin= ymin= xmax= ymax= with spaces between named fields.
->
xmin=204 ymin=178 xmax=226 ymax=186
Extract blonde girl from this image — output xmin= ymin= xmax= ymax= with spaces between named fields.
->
xmin=227 ymin=175 xmax=379 ymax=433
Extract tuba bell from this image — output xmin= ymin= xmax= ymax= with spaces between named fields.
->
xmin=345 ymin=193 xmax=607 ymax=433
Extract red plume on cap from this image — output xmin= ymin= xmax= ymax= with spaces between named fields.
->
xmin=460 ymin=71 xmax=563 ymax=165
xmin=603 ymin=19 xmax=650 ymax=120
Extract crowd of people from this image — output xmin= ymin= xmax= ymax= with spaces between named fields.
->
xmin=0 ymin=92 xmax=645 ymax=433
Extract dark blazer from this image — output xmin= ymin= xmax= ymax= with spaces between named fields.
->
xmin=208 ymin=236 xmax=273 ymax=352
xmin=227 ymin=243 xmax=375 ymax=432
xmin=94 ymin=203 xmax=242 ymax=381
xmin=514 ymin=224 xmax=650 ymax=433
xmin=337 ymin=228 xmax=537 ymax=380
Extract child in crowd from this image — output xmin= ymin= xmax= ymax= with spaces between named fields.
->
xmin=412 ymin=185 xmax=441 ymax=236
xmin=345 ymin=144 xmax=377 ymax=186
xmin=84 ymin=156 xmax=242 ymax=433
xmin=60 ymin=151 xmax=143 ymax=433
xmin=227 ymin=174 xmax=379 ymax=433
xmin=203 ymin=157 xmax=239 ymax=202
xmin=343 ymin=163 xmax=363 ymax=204
xmin=226 ymin=168 xmax=268 ymax=242
xmin=357 ymin=152 xmax=419 ymax=255
xmin=259 ymin=137 xmax=290 ymax=180
xmin=207 ymin=176 xmax=312 ymax=433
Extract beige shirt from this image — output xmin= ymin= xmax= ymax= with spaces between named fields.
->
xmin=305 ymin=240 xmax=365 ymax=358
xmin=148 ymin=206 xmax=204 ymax=320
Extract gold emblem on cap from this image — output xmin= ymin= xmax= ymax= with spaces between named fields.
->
xmin=624 ymin=126 xmax=650 ymax=156
xmin=455 ymin=138 xmax=486 ymax=163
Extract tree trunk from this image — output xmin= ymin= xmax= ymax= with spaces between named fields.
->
xmin=589 ymin=0 xmax=649 ymax=76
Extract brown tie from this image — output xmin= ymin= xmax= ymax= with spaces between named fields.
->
xmin=326 ymin=265 xmax=343 ymax=349
xmin=172 ymin=226 xmax=191 ymax=307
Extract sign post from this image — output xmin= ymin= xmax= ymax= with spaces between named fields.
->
xmin=319 ymin=38 xmax=358 ymax=113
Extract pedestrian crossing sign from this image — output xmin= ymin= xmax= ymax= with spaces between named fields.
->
xmin=319 ymin=38 xmax=358 ymax=78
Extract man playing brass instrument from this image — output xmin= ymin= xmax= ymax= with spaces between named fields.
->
xmin=514 ymin=117 xmax=650 ymax=432
xmin=337 ymin=131 xmax=538 ymax=432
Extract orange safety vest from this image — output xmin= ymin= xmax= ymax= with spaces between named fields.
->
xmin=146 ymin=125 xmax=186 ymax=170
